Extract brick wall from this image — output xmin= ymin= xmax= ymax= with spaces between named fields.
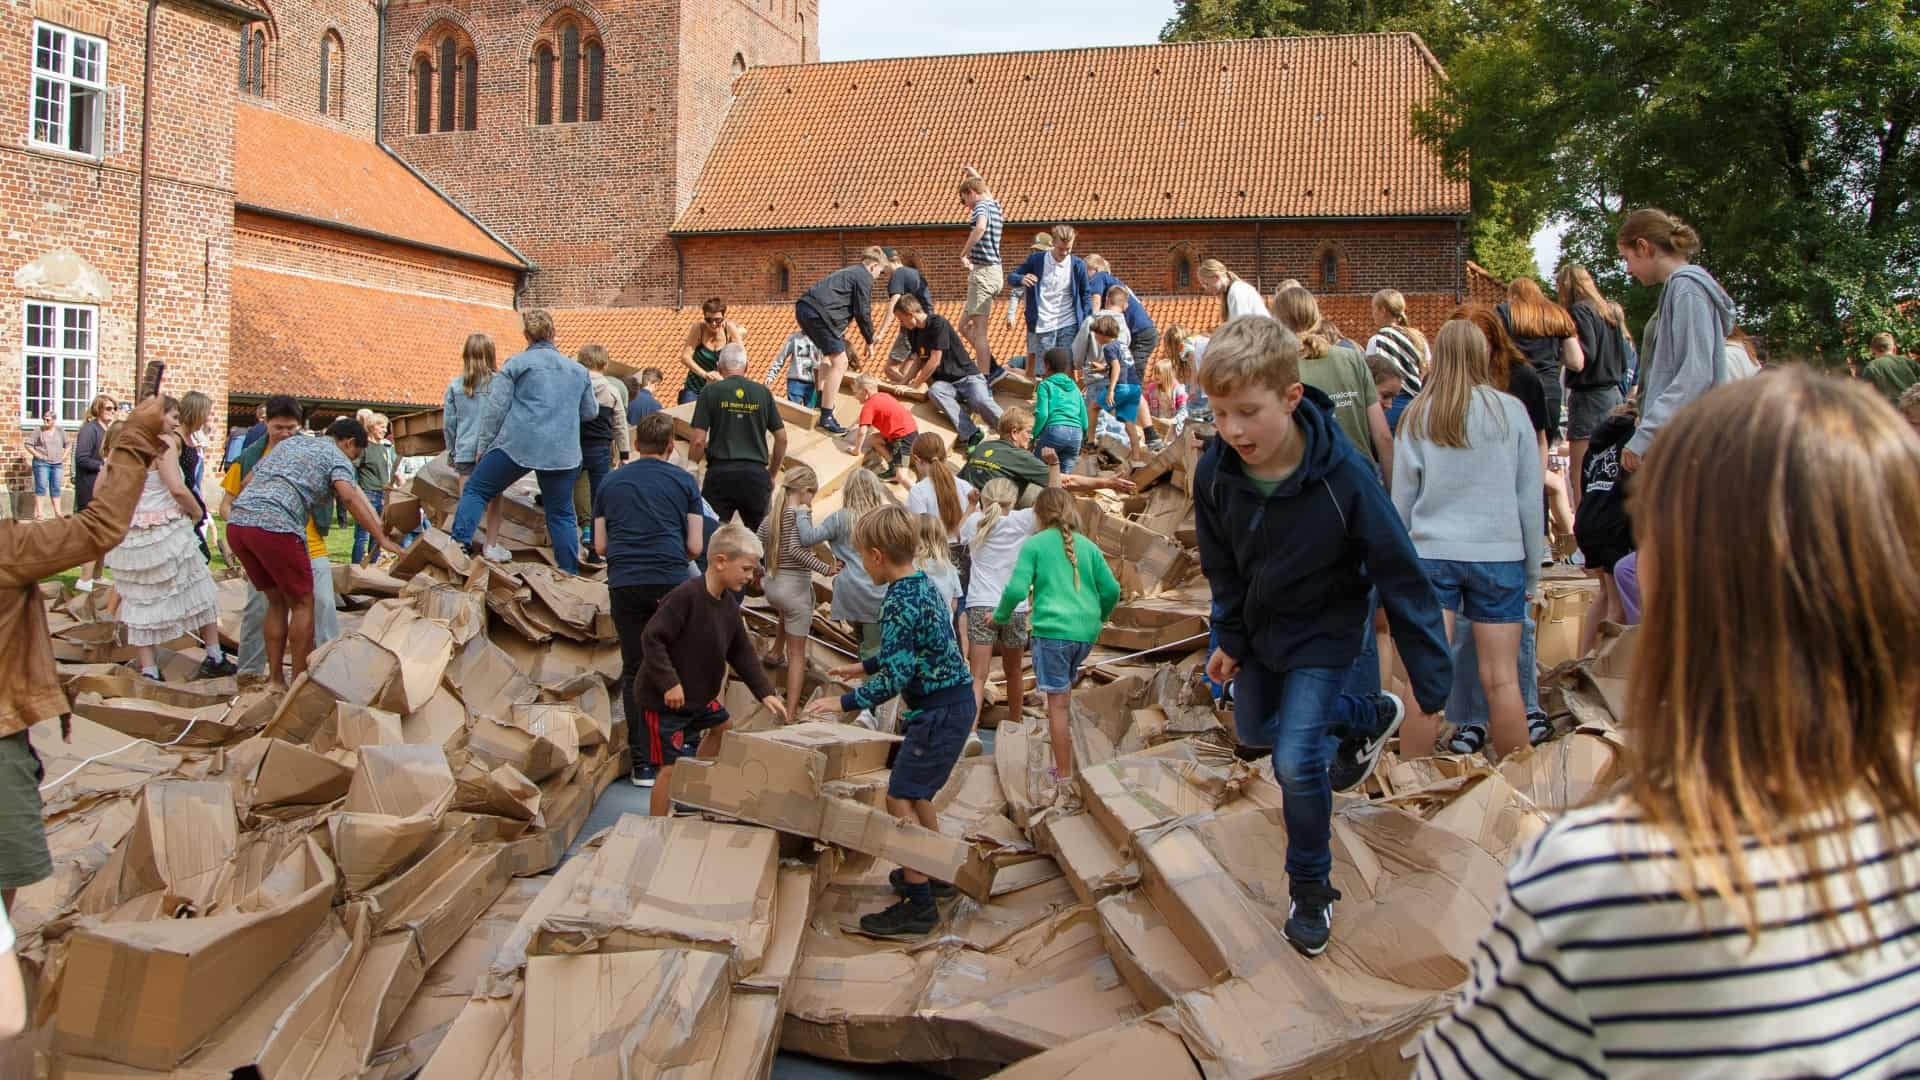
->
xmin=675 ymin=0 xmax=806 ymax=216
xmin=0 ymin=0 xmax=241 ymax=495
xmin=238 ymin=0 xmax=378 ymax=137
xmin=235 ymin=215 xmax=522 ymax=306
xmin=672 ymin=218 xmax=1469 ymax=330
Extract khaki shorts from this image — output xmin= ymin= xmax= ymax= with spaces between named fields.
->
xmin=0 ymin=730 xmax=51 ymax=890
xmin=965 ymin=607 xmax=1030 ymax=649
xmin=964 ymin=264 xmax=1005 ymax=317
xmin=763 ymin=569 xmax=816 ymax=636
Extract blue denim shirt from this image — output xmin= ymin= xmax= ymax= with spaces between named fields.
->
xmin=474 ymin=341 xmax=597 ymax=472
xmin=442 ymin=374 xmax=491 ymax=466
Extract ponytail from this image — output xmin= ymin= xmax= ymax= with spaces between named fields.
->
xmin=1032 ymin=487 xmax=1081 ymax=591
xmin=971 ymin=478 xmax=1020 ymax=557
xmin=1271 ymin=286 xmax=1332 ymax=359
xmin=911 ymin=432 xmax=962 ymax=533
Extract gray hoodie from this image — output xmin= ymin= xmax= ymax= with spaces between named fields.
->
xmin=1628 ymin=264 xmax=1734 ymax=456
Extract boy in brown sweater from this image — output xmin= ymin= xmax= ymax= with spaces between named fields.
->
xmin=636 ymin=522 xmax=786 ymax=814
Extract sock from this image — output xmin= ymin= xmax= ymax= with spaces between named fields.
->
xmin=904 ymin=881 xmax=935 ymax=910
xmin=205 ymin=642 xmax=224 ymax=663
xmin=141 ymin=666 xmax=161 ymax=679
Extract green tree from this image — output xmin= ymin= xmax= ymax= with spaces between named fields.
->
xmin=1416 ymin=0 xmax=1920 ymax=360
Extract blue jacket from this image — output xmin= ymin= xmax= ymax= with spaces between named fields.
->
xmin=627 ymin=387 xmax=662 ymax=425
xmin=1086 ymin=270 xmax=1155 ymax=339
xmin=1012 ymin=250 xmax=1090 ymax=333
xmin=1194 ymin=387 xmax=1451 ymax=713
xmin=473 ymin=341 xmax=598 ymax=472
xmin=442 ymin=374 xmax=491 ymax=466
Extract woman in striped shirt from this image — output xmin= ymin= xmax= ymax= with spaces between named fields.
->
xmin=1419 ymin=367 xmax=1920 ymax=1079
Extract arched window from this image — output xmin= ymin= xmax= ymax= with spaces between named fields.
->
xmin=1174 ymin=255 xmax=1192 ymax=290
xmin=585 ymin=40 xmax=603 ymax=120
xmin=1321 ymin=249 xmax=1339 ymax=289
xmin=534 ymin=44 xmax=554 ymax=124
xmin=776 ymin=263 xmax=790 ymax=295
xmin=730 ymin=52 xmax=746 ymax=79
xmin=413 ymin=57 xmax=431 ymax=133
xmin=239 ymin=27 xmax=268 ymax=96
xmin=437 ymin=37 xmax=456 ymax=131
xmin=318 ymin=33 xmax=343 ymax=117
xmin=318 ymin=37 xmax=329 ymax=113
xmin=560 ymin=24 xmax=580 ymax=122
xmin=461 ymin=52 xmax=477 ymax=130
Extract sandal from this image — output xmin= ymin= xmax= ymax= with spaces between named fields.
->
xmin=1527 ymin=716 xmax=1555 ymax=746
xmin=1445 ymin=725 xmax=1487 ymax=755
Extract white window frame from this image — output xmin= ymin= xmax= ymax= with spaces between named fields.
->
xmin=30 ymin=21 xmax=108 ymax=159
xmin=21 ymin=301 xmax=99 ymax=426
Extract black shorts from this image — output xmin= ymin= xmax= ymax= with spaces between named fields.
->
xmin=639 ymin=700 xmax=730 ymax=767
xmin=73 ymin=468 xmax=98 ymax=513
xmin=888 ymin=697 xmax=974 ymax=801
xmin=794 ymin=300 xmax=846 ymax=357
xmin=702 ymin=461 xmax=773 ymax=533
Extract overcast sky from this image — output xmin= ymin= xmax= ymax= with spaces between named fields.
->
xmin=817 ymin=0 xmax=1173 ymax=61
xmin=816 ymin=3 xmax=1560 ymax=276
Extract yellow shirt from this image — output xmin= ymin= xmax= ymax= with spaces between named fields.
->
xmin=221 ymin=461 xmax=328 ymax=560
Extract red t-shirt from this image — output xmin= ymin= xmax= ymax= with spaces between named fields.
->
xmin=857 ymin=392 xmax=917 ymax=441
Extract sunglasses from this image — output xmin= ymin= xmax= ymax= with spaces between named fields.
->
xmin=704 ymin=315 xmax=726 ymax=324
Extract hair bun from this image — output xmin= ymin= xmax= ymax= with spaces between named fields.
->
xmin=1670 ymin=221 xmax=1702 ymax=255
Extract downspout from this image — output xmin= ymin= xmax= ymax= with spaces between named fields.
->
xmin=1253 ymin=221 xmax=1264 ymax=293
xmin=134 ymin=0 xmax=159 ymax=389
xmin=1453 ymin=218 xmax=1464 ymax=303
xmin=674 ymin=236 xmax=685 ymax=309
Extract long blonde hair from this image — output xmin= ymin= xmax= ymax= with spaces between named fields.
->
xmin=1270 ymin=286 xmax=1332 ymax=360
xmin=970 ymin=477 xmax=1021 ymax=557
xmin=913 ymin=515 xmax=953 ymax=571
xmin=840 ymin=466 xmax=894 ymax=526
xmin=765 ymin=463 xmax=818 ymax=564
xmin=1400 ymin=320 xmax=1500 ymax=449
xmin=910 ymin=432 xmax=963 ymax=533
xmin=1554 ymin=263 xmax=1624 ymax=328
xmin=1198 ymin=258 xmax=1240 ymax=321
xmin=461 ymin=333 xmax=497 ymax=395
xmin=1627 ymin=369 xmax=1920 ymax=945
xmin=1032 ymin=487 xmax=1082 ymax=590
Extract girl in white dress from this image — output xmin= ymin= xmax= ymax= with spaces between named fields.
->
xmin=104 ymin=395 xmax=233 ymax=681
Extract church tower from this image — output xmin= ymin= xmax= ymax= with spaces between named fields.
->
xmin=381 ymin=0 xmax=817 ymax=308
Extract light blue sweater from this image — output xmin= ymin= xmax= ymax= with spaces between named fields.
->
xmin=1390 ymin=387 xmax=1545 ymax=591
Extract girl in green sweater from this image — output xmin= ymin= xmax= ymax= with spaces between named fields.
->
xmin=1029 ymin=348 xmax=1090 ymax=475
xmin=993 ymin=487 xmax=1120 ymax=784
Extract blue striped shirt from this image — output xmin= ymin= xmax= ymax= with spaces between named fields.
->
xmin=969 ymin=198 xmax=1004 ymax=266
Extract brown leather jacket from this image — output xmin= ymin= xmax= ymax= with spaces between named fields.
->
xmin=0 ymin=398 xmax=165 ymax=738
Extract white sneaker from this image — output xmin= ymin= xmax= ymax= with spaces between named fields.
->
xmin=964 ymin=732 xmax=984 ymax=757
xmin=482 ymin=544 xmax=511 ymax=563
xmin=74 ymin=578 xmax=94 ymax=592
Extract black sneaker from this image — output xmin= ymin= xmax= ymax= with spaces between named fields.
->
xmin=964 ymin=431 xmax=985 ymax=452
xmin=1328 ymin=691 xmax=1404 ymax=793
xmin=889 ymin=867 xmax=957 ymax=899
xmin=858 ymin=896 xmax=939 ymax=938
xmin=1284 ymin=882 xmax=1341 ymax=957
xmin=630 ymin=763 xmax=657 ymax=788
xmin=193 ymin=654 xmax=238 ymax=680
xmin=819 ymin=413 xmax=848 ymax=435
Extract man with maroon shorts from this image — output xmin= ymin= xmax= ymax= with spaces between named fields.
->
xmin=225 ymin=417 xmax=398 ymax=690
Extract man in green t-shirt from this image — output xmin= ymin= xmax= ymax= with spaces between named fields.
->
xmin=1862 ymin=332 xmax=1920 ymax=405
xmin=690 ymin=344 xmax=787 ymax=531
xmin=960 ymin=409 xmax=1138 ymax=503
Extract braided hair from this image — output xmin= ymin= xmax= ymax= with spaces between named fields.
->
xmin=1032 ymin=487 xmax=1081 ymax=590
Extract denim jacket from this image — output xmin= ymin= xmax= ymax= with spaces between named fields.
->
xmin=473 ymin=341 xmax=597 ymax=472
xmin=443 ymin=375 xmax=490 ymax=466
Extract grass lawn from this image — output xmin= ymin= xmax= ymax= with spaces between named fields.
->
xmin=46 ymin=517 xmax=360 ymax=588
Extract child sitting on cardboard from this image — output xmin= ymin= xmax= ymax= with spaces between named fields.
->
xmin=636 ymin=522 xmax=787 ymax=816
xmin=805 ymin=504 xmax=976 ymax=937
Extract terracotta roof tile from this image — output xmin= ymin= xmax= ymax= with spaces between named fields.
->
xmin=235 ymin=105 xmax=524 ymax=267
xmin=231 ymin=266 xmax=524 ymax=408
xmin=676 ymin=34 xmax=1469 ymax=234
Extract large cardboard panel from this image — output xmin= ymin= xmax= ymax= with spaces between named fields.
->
xmin=750 ymin=721 xmax=899 ymax=779
xmin=1135 ymin=827 xmax=1291 ymax=983
xmin=74 ymin=780 xmax=240 ymax=920
xmin=331 ymin=745 xmax=456 ymax=893
xmin=990 ymin=1016 xmax=1203 ymax=1080
xmin=1096 ymin=890 xmax=1212 ymax=1010
xmin=520 ymin=950 xmax=733 ymax=1078
xmin=530 ymin=815 xmax=779 ymax=982
xmin=1036 ymin=812 xmax=1138 ymax=905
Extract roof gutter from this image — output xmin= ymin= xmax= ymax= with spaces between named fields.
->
xmin=668 ymin=212 xmax=1473 ymax=238
xmin=371 ymin=0 xmax=536 ymax=280
xmin=235 ymin=202 xmax=532 ymax=273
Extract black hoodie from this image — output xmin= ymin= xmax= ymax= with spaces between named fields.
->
xmin=1195 ymin=387 xmax=1452 ymax=714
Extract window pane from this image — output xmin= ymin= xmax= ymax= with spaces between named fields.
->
xmin=560 ymin=26 xmax=579 ymax=123
xmin=63 ymin=355 xmax=93 ymax=421
xmin=462 ymin=54 xmax=477 ymax=130
xmin=70 ymin=38 xmax=100 ymax=84
xmin=25 ymin=355 xmax=53 ymax=420
xmin=536 ymin=47 xmax=554 ymax=125
xmin=415 ymin=61 xmax=432 ymax=133
xmin=36 ymin=27 xmax=64 ymax=74
xmin=33 ymin=78 xmax=64 ymax=146
xmin=63 ymin=307 xmax=92 ymax=352
xmin=586 ymin=42 xmax=603 ymax=121
xmin=438 ymin=38 xmax=456 ymax=131
xmin=238 ymin=28 xmax=251 ymax=90
xmin=252 ymin=32 xmax=265 ymax=95
xmin=26 ymin=305 xmax=53 ymax=349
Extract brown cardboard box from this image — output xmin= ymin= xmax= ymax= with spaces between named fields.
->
xmin=991 ymin=1016 xmax=1204 ymax=1080
xmin=1136 ymin=827 xmax=1291 ymax=982
xmin=1097 ymin=598 xmax=1209 ymax=653
xmin=467 ymin=703 xmax=581 ymax=783
xmin=360 ymin=601 xmax=456 ymax=715
xmin=1036 ymin=811 xmax=1138 ymax=904
xmin=1095 ymin=890 xmax=1212 ymax=1010
xmin=1533 ymin=578 xmax=1599 ymax=671
xmin=330 ymin=744 xmax=456 ymax=893
xmin=521 ymin=949 xmax=733 ymax=1077
xmin=751 ymin=720 xmax=899 ymax=779
xmin=390 ymin=409 xmax=446 ymax=456
xmin=55 ymin=835 xmax=339 ymax=1070
xmin=227 ymin=735 xmax=355 ymax=811
xmin=69 ymin=692 xmax=250 ymax=748
xmin=1078 ymin=746 xmax=1280 ymax=855
xmin=529 ymin=815 xmax=779 ymax=981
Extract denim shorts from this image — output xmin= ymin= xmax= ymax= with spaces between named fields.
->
xmin=889 ymin=698 xmax=975 ymax=800
xmin=31 ymin=460 xmax=61 ymax=495
xmin=786 ymin=379 xmax=816 ymax=407
xmin=1566 ymin=385 xmax=1625 ymax=441
xmin=1422 ymin=558 xmax=1528 ymax=623
xmin=1030 ymin=636 xmax=1092 ymax=693
xmin=1032 ymin=423 xmax=1083 ymax=473
xmin=1090 ymin=382 xmax=1143 ymax=424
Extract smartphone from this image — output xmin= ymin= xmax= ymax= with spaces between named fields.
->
xmin=138 ymin=360 xmax=165 ymax=402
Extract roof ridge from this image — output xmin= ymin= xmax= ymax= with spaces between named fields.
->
xmin=747 ymin=31 xmax=1427 ymax=75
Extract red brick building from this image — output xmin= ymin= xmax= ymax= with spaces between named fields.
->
xmin=0 ymin=0 xmax=259 ymax=493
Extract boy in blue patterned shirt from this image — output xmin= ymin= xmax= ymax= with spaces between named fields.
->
xmin=806 ymin=504 xmax=975 ymax=937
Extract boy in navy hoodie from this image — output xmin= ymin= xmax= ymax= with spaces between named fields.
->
xmin=1193 ymin=315 xmax=1451 ymax=958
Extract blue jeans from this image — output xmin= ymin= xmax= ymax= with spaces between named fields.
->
xmin=451 ymin=448 xmax=581 ymax=573
xmin=1031 ymin=636 xmax=1093 ymax=693
xmin=1340 ymin=590 xmax=1381 ymax=698
xmin=1032 ymin=423 xmax=1083 ymax=475
xmin=580 ymin=442 xmax=611 ymax=525
xmin=1026 ymin=325 xmax=1078 ymax=364
xmin=31 ymin=460 xmax=60 ymax=496
xmin=351 ymin=489 xmax=386 ymax=564
xmin=1232 ymin=662 xmax=1375 ymax=885
xmin=1446 ymin=611 xmax=1544 ymax=733
xmin=786 ymin=380 xmax=815 ymax=407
